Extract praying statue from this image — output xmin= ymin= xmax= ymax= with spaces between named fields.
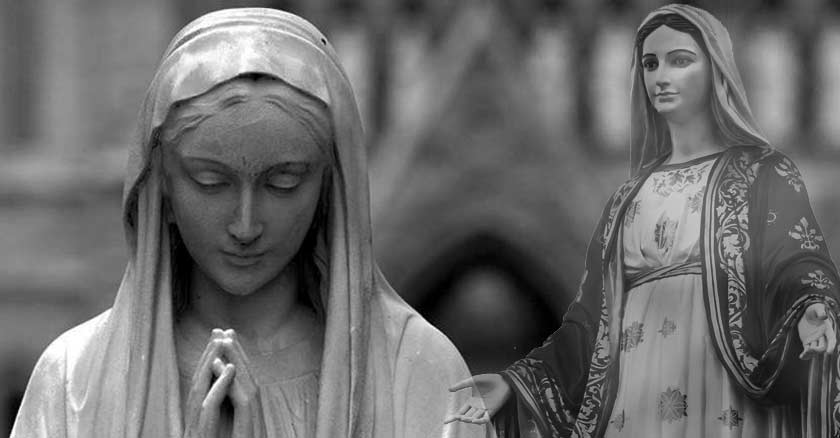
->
xmin=11 ymin=8 xmax=490 ymax=438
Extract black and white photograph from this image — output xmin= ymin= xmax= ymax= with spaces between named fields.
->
xmin=3 ymin=0 xmax=840 ymax=437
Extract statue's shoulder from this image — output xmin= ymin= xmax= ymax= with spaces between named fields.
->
xmin=38 ymin=310 xmax=112 ymax=371
xmin=725 ymin=145 xmax=779 ymax=164
xmin=19 ymin=310 xmax=112 ymax=405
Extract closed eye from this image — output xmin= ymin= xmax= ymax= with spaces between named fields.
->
xmin=266 ymin=173 xmax=304 ymax=192
xmin=191 ymin=172 xmax=230 ymax=191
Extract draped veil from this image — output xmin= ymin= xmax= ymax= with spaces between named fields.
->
xmin=12 ymin=8 xmax=487 ymax=438
xmin=499 ymin=4 xmax=840 ymax=438
xmin=629 ymin=3 xmax=767 ymax=176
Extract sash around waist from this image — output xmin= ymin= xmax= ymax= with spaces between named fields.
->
xmin=625 ymin=261 xmax=702 ymax=291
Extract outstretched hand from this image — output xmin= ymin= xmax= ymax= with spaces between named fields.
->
xmin=444 ymin=373 xmax=511 ymax=425
xmin=799 ymin=303 xmax=837 ymax=360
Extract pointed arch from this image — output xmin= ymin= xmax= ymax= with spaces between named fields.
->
xmin=398 ymin=231 xmax=566 ymax=372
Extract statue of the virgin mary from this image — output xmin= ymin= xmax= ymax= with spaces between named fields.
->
xmin=11 ymin=8 xmax=490 ymax=438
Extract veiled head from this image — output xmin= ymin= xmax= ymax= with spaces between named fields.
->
xmin=629 ymin=4 xmax=768 ymax=175
xmin=120 ymin=9 xmax=366 ymax=316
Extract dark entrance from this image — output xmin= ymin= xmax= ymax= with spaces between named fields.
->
xmin=406 ymin=233 xmax=563 ymax=373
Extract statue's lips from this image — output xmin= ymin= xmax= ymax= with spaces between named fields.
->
xmin=222 ymin=250 xmax=264 ymax=267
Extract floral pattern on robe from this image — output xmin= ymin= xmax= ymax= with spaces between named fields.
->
xmin=497 ymin=147 xmax=840 ymax=438
xmin=605 ymin=155 xmax=793 ymax=438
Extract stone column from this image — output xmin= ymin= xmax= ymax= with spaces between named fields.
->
xmin=35 ymin=0 xmax=85 ymax=158
xmin=0 ymin=0 xmax=37 ymax=149
xmin=77 ymin=0 xmax=175 ymax=152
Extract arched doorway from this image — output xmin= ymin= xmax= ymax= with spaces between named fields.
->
xmin=405 ymin=233 xmax=563 ymax=374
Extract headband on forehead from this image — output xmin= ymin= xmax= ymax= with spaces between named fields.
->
xmin=159 ymin=74 xmax=334 ymax=159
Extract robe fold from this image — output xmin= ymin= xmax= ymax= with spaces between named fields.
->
xmin=11 ymin=8 xmax=490 ymax=438
xmin=499 ymin=147 xmax=840 ymax=438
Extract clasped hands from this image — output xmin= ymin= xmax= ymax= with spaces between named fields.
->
xmin=184 ymin=328 xmax=267 ymax=438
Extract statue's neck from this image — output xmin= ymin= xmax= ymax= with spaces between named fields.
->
xmin=665 ymin=111 xmax=722 ymax=164
xmin=181 ymin=264 xmax=308 ymax=349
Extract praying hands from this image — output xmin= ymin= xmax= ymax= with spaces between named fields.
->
xmin=184 ymin=329 xmax=267 ymax=438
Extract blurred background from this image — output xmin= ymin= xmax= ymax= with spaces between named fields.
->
xmin=3 ymin=0 xmax=840 ymax=432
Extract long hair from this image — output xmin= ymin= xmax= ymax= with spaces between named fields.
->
xmin=635 ymin=13 xmax=708 ymax=59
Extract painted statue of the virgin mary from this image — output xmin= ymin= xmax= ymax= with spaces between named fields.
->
xmin=450 ymin=4 xmax=840 ymax=438
xmin=11 ymin=8 xmax=490 ymax=438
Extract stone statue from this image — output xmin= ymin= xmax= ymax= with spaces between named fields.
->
xmin=11 ymin=8 xmax=489 ymax=438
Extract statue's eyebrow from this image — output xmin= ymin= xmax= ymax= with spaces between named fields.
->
xmin=180 ymin=156 xmax=314 ymax=176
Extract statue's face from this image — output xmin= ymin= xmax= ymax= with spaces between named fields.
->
xmin=641 ymin=25 xmax=711 ymax=124
xmin=163 ymin=100 xmax=327 ymax=297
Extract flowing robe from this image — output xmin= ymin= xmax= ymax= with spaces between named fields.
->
xmin=498 ymin=147 xmax=840 ymax=438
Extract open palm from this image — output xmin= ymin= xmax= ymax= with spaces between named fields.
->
xmin=798 ymin=303 xmax=837 ymax=360
xmin=445 ymin=373 xmax=511 ymax=425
